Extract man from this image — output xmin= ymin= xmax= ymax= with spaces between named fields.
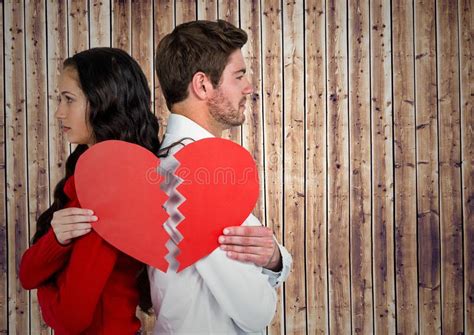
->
xmin=149 ymin=20 xmax=292 ymax=334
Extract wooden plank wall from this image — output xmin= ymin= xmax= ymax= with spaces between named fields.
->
xmin=1 ymin=1 xmax=473 ymax=334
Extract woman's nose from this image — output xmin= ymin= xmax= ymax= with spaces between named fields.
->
xmin=55 ymin=104 xmax=66 ymax=119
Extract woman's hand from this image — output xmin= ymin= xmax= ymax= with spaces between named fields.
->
xmin=51 ymin=208 xmax=97 ymax=245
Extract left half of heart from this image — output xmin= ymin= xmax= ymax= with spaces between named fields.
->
xmin=75 ymin=140 xmax=170 ymax=272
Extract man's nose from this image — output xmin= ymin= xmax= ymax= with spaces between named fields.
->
xmin=243 ymin=78 xmax=254 ymax=95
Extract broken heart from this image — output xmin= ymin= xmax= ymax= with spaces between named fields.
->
xmin=75 ymin=138 xmax=259 ymax=272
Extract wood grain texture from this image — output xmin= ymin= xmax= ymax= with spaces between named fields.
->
xmin=241 ymin=0 xmax=265 ymax=224
xmin=326 ymin=0 xmax=351 ymax=333
xmin=436 ymin=1 xmax=464 ymax=333
xmin=25 ymin=1 xmax=50 ymax=333
xmin=112 ymin=0 xmax=131 ymax=52
xmin=131 ymin=0 xmax=154 ymax=100
xmin=261 ymin=1 xmax=284 ymax=334
xmin=175 ymin=0 xmax=196 ymax=24
xmin=415 ymin=0 xmax=442 ymax=333
xmin=197 ymin=0 xmax=217 ymax=20
xmin=283 ymin=1 xmax=305 ymax=333
xmin=370 ymin=0 xmax=395 ymax=333
xmin=130 ymin=1 xmax=155 ymax=332
xmin=392 ymin=0 xmax=419 ymax=333
xmin=348 ymin=1 xmax=373 ymax=334
xmin=68 ymin=0 xmax=89 ymax=54
xmin=1 ymin=1 xmax=473 ymax=333
xmin=5 ymin=1 xmax=29 ymax=333
xmin=459 ymin=0 xmax=474 ymax=333
xmin=153 ymin=0 xmax=174 ymax=135
xmin=0 ymin=0 xmax=6 ymax=333
xmin=305 ymin=1 xmax=328 ymax=334
xmin=219 ymin=0 xmax=241 ymax=144
xmin=90 ymin=0 xmax=111 ymax=47
xmin=47 ymin=0 xmax=69 ymax=197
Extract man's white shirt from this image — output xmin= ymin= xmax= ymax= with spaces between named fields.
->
xmin=148 ymin=114 xmax=292 ymax=334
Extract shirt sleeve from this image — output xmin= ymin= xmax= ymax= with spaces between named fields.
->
xmin=244 ymin=214 xmax=293 ymax=288
xmin=195 ymin=252 xmax=277 ymax=332
xmin=19 ymin=229 xmax=73 ymax=290
xmin=262 ymin=241 xmax=293 ymax=288
xmin=194 ymin=214 xmax=278 ymax=333
xmin=37 ymin=230 xmax=118 ymax=334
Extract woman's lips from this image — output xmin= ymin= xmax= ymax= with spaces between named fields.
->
xmin=63 ymin=126 xmax=71 ymax=132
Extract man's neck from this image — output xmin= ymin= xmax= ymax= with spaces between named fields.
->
xmin=171 ymin=104 xmax=223 ymax=137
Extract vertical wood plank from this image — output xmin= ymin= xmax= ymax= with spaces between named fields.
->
xmin=197 ymin=0 xmax=217 ymax=20
xmin=370 ymin=0 xmax=396 ymax=333
xmin=153 ymin=0 xmax=174 ymax=136
xmin=131 ymin=0 xmax=153 ymax=98
xmin=283 ymin=1 xmax=305 ymax=333
xmin=0 ymin=0 xmax=7 ymax=333
xmin=218 ymin=0 xmax=240 ymax=143
xmin=25 ymin=0 xmax=50 ymax=333
xmin=68 ymin=0 xmax=89 ymax=54
xmin=47 ymin=0 xmax=69 ymax=202
xmin=218 ymin=0 xmax=241 ymax=144
xmin=305 ymin=1 xmax=328 ymax=334
xmin=436 ymin=0 xmax=464 ymax=333
xmin=112 ymin=0 xmax=131 ymax=53
xmin=415 ymin=0 xmax=442 ymax=333
xmin=131 ymin=1 xmax=155 ymax=332
xmin=90 ymin=0 xmax=111 ymax=47
xmin=67 ymin=0 xmax=84 ymax=175
xmin=241 ymin=1 xmax=265 ymax=223
xmin=459 ymin=0 xmax=474 ymax=333
xmin=348 ymin=1 xmax=373 ymax=334
xmin=5 ymin=1 xmax=29 ymax=333
xmin=218 ymin=0 xmax=238 ymax=23
xmin=392 ymin=0 xmax=419 ymax=333
xmin=326 ymin=0 xmax=351 ymax=333
xmin=261 ymin=1 xmax=284 ymax=334
xmin=175 ymin=0 xmax=196 ymax=25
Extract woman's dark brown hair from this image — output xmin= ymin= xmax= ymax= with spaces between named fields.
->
xmin=32 ymin=47 xmax=159 ymax=313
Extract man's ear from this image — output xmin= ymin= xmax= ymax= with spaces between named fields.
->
xmin=190 ymin=72 xmax=214 ymax=100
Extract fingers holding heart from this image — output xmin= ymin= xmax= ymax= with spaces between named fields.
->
xmin=218 ymin=226 xmax=277 ymax=268
xmin=223 ymin=226 xmax=274 ymax=238
xmin=218 ymin=235 xmax=275 ymax=248
xmin=51 ymin=207 xmax=98 ymax=245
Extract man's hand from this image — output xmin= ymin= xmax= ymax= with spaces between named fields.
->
xmin=218 ymin=226 xmax=282 ymax=272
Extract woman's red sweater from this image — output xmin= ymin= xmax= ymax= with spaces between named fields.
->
xmin=19 ymin=176 xmax=143 ymax=334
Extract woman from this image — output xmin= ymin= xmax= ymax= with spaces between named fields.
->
xmin=19 ymin=48 xmax=159 ymax=334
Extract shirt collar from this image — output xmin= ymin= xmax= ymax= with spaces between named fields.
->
xmin=164 ymin=114 xmax=215 ymax=143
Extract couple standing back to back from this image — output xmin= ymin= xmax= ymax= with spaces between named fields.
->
xmin=20 ymin=19 xmax=292 ymax=335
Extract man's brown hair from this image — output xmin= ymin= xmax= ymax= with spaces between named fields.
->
xmin=155 ymin=20 xmax=248 ymax=110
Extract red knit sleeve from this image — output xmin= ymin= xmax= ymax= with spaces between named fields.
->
xmin=19 ymin=229 xmax=72 ymax=289
xmin=37 ymin=230 xmax=118 ymax=334
xmin=19 ymin=176 xmax=78 ymax=290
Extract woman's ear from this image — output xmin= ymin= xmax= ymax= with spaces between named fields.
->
xmin=190 ymin=72 xmax=214 ymax=100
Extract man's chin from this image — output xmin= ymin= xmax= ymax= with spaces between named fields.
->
xmin=234 ymin=114 xmax=246 ymax=126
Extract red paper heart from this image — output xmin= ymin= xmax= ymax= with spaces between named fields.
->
xmin=75 ymin=140 xmax=169 ymax=272
xmin=173 ymin=138 xmax=259 ymax=271
xmin=75 ymin=138 xmax=259 ymax=273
